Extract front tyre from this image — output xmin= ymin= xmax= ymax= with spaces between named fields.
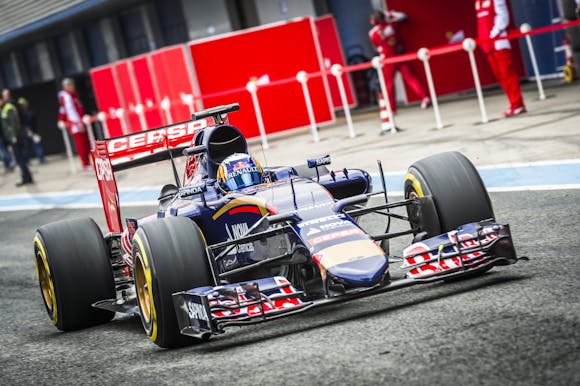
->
xmin=132 ymin=217 xmax=214 ymax=348
xmin=404 ymin=151 xmax=494 ymax=236
xmin=34 ymin=218 xmax=115 ymax=331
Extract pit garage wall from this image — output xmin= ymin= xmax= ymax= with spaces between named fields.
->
xmin=90 ymin=17 xmax=343 ymax=139
xmin=384 ymin=0 xmax=526 ymax=98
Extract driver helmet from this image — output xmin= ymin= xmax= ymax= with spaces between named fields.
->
xmin=217 ymin=153 xmax=263 ymax=191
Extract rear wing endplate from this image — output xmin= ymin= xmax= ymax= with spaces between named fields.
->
xmin=91 ymin=118 xmax=210 ymax=233
xmin=91 ymin=103 xmax=240 ymax=233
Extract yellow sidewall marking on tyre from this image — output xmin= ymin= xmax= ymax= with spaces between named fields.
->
xmin=33 ymin=236 xmax=58 ymax=325
xmin=405 ymin=173 xmax=424 ymax=197
xmin=133 ymin=235 xmax=158 ymax=342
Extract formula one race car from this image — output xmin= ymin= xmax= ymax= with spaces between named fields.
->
xmin=33 ymin=103 xmax=525 ymax=348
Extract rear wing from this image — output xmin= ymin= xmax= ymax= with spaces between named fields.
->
xmin=91 ymin=103 xmax=240 ymax=233
xmin=91 ymin=119 xmax=210 ymax=233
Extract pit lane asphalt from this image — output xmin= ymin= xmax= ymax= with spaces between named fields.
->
xmin=1 ymin=190 xmax=579 ymax=385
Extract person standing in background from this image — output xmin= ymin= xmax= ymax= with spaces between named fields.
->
xmin=18 ymin=97 xmax=45 ymax=165
xmin=0 ymin=122 xmax=16 ymax=172
xmin=0 ymin=88 xmax=17 ymax=172
xmin=58 ymin=78 xmax=91 ymax=170
xmin=475 ymin=0 xmax=526 ymax=117
xmin=369 ymin=9 xmax=431 ymax=134
xmin=0 ymin=93 xmax=33 ymax=186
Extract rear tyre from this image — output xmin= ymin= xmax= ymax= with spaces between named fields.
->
xmin=404 ymin=151 xmax=494 ymax=236
xmin=33 ymin=218 xmax=115 ymax=331
xmin=132 ymin=217 xmax=214 ymax=348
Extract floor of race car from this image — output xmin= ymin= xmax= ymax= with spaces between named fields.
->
xmin=1 ymin=190 xmax=579 ymax=385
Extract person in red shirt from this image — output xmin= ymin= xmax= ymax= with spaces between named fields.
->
xmin=58 ymin=78 xmax=91 ymax=169
xmin=476 ymin=0 xmax=526 ymax=117
xmin=369 ymin=10 xmax=430 ymax=122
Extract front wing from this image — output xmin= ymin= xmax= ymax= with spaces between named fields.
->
xmin=172 ymin=223 xmax=526 ymax=338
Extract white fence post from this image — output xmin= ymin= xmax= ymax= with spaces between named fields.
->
xmin=296 ymin=71 xmax=320 ymax=143
xmin=97 ymin=112 xmax=109 ymax=139
xmin=520 ymin=23 xmax=546 ymax=100
xmin=371 ymin=56 xmax=397 ymax=134
xmin=181 ymin=93 xmax=196 ymax=116
xmin=135 ymin=104 xmax=148 ymax=131
xmin=58 ymin=121 xmax=77 ymax=174
xmin=330 ymin=64 xmax=356 ymax=138
xmin=115 ymin=108 xmax=129 ymax=135
xmin=462 ymin=38 xmax=488 ymax=124
xmin=246 ymin=80 xmax=269 ymax=150
xmin=418 ymin=48 xmax=444 ymax=130
xmin=82 ymin=115 xmax=96 ymax=148
xmin=160 ymin=97 xmax=173 ymax=124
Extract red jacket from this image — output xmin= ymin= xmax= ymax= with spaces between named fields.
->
xmin=58 ymin=89 xmax=85 ymax=134
xmin=475 ymin=0 xmax=512 ymax=53
xmin=369 ymin=11 xmax=407 ymax=58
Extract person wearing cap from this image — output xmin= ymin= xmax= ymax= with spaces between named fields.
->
xmin=18 ymin=97 xmax=45 ymax=164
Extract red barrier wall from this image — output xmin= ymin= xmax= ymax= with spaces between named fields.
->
xmin=130 ymin=56 xmax=163 ymax=129
xmin=89 ymin=66 xmax=124 ymax=137
xmin=150 ymin=45 xmax=197 ymax=123
xmin=315 ymin=15 xmax=356 ymax=109
xmin=188 ymin=17 xmax=334 ymax=139
xmin=114 ymin=61 xmax=141 ymax=133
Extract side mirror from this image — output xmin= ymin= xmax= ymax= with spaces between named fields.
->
xmin=306 ymin=155 xmax=331 ymax=181
xmin=307 ymin=154 xmax=331 ymax=168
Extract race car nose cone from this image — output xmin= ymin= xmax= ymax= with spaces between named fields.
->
xmin=313 ymin=239 xmax=389 ymax=287
xmin=326 ymin=254 xmax=389 ymax=287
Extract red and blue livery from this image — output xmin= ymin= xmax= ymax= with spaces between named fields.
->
xmin=33 ymin=103 xmax=526 ymax=348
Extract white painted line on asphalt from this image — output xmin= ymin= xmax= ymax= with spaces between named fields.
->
xmin=476 ymin=158 xmax=580 ymax=169
xmin=487 ymin=184 xmax=580 ymax=192
xmin=0 ymin=189 xmax=96 ymax=199
xmin=1 ymin=160 xmax=579 ymax=211
xmin=0 ymin=201 xmax=158 ymax=212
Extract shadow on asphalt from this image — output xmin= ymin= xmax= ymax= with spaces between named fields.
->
xmin=183 ymin=272 xmax=531 ymax=354
xmin=50 ymin=272 xmax=529 ymax=354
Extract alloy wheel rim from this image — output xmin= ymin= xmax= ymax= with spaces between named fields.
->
xmin=135 ymin=253 xmax=152 ymax=324
xmin=35 ymin=251 xmax=53 ymax=313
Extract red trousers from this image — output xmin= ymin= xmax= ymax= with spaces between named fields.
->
xmin=73 ymin=131 xmax=91 ymax=167
xmin=486 ymin=49 xmax=525 ymax=109
xmin=382 ymin=62 xmax=428 ymax=113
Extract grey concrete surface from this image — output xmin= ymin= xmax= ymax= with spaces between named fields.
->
xmin=1 ymin=191 xmax=579 ymax=385
xmin=1 ymin=79 xmax=578 ymax=197
xmin=1 ymin=78 xmax=579 ymax=385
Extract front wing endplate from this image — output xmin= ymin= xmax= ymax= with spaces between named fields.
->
xmin=172 ymin=277 xmax=311 ymax=338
